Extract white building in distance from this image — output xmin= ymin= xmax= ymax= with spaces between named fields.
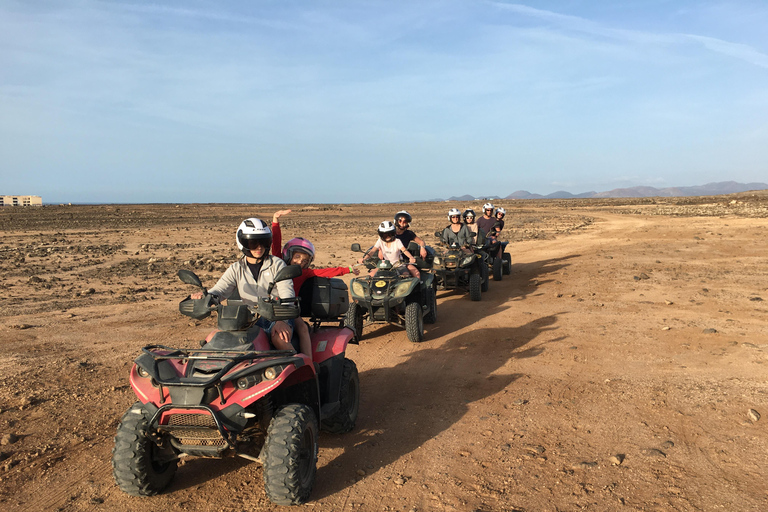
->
xmin=1 ymin=195 xmax=43 ymax=206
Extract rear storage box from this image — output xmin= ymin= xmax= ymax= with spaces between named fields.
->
xmin=300 ymin=277 xmax=349 ymax=319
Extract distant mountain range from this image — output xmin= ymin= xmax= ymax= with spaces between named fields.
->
xmin=435 ymin=181 xmax=768 ymax=202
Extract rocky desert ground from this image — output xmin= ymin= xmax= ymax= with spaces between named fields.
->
xmin=1 ymin=193 xmax=767 ymax=512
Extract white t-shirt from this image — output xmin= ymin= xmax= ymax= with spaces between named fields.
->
xmin=374 ymin=238 xmax=406 ymax=264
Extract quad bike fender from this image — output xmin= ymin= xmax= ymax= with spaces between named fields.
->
xmin=421 ymin=272 xmax=435 ymax=290
xmin=316 ymin=353 xmax=347 ymax=420
xmin=311 ymin=327 xmax=354 ymax=365
xmin=393 ymin=278 xmax=420 ymax=301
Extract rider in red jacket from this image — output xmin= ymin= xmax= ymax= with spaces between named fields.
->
xmin=271 ymin=210 xmax=360 ymax=360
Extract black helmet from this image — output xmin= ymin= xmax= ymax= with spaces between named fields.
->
xmin=462 ymin=209 xmax=476 ymax=222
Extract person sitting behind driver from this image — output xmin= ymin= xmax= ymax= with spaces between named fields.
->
xmin=462 ymin=208 xmax=486 ymax=247
xmin=269 ymin=209 xmax=360 ymax=361
xmin=393 ymin=210 xmax=428 ymax=260
xmin=359 ymin=221 xmax=420 ymax=278
xmin=190 ymin=218 xmax=296 ymax=354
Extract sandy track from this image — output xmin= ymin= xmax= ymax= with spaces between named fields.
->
xmin=1 ymin=198 xmax=767 ymax=511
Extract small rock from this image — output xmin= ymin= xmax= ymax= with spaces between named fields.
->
xmin=665 ymin=300 xmax=674 ymax=305
xmin=10 ymin=324 xmax=32 ymax=330
xmin=748 ymin=409 xmax=761 ymax=422
xmin=641 ymin=448 xmax=666 ymax=458
xmin=749 ymin=296 xmax=763 ymax=302
xmin=356 ymin=469 xmax=366 ymax=476
xmin=571 ymin=461 xmax=598 ymax=470
xmin=702 ymin=328 xmax=718 ymax=334
xmin=662 ymin=326 xmax=671 ymax=331
xmin=1 ymin=434 xmax=18 ymax=446
xmin=661 ymin=440 xmax=675 ymax=450
xmin=394 ymin=475 xmax=407 ymax=485
xmin=82 ymin=288 xmax=95 ymax=295
xmin=608 ymin=454 xmax=625 ymax=465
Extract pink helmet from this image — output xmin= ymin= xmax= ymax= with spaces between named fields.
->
xmin=282 ymin=237 xmax=315 ymax=264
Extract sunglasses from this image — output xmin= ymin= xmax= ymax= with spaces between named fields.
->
xmin=244 ymin=240 xmax=268 ymax=250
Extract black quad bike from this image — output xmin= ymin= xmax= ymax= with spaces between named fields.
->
xmin=111 ymin=265 xmax=359 ymax=506
xmin=345 ymin=242 xmax=437 ymax=343
xmin=484 ymin=236 xmax=512 ymax=281
xmin=431 ymin=232 xmax=487 ymax=301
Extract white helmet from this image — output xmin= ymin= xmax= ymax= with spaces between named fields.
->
xmin=236 ymin=218 xmax=272 ymax=256
xmin=496 ymin=207 xmax=506 ymax=218
xmin=448 ymin=207 xmax=461 ymax=219
xmin=394 ymin=210 xmax=412 ymax=226
xmin=483 ymin=202 xmax=495 ymax=214
xmin=378 ymin=220 xmax=396 ymax=240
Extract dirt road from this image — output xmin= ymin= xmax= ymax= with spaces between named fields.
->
xmin=1 ymin=197 xmax=767 ymax=511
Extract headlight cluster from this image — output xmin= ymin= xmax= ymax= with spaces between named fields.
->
xmin=460 ymin=255 xmax=476 ymax=268
xmin=393 ymin=280 xmax=414 ymax=299
xmin=433 ymin=256 xmax=442 ymax=265
xmin=236 ymin=364 xmax=285 ymax=390
xmin=136 ymin=365 xmax=150 ymax=378
xmin=351 ymin=280 xmax=367 ymax=299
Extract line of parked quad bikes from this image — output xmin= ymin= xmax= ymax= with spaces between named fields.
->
xmin=111 ymin=205 xmax=512 ymax=506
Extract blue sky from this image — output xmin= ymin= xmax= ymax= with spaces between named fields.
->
xmin=1 ymin=1 xmax=767 ymax=203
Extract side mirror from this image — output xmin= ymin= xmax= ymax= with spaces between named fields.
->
xmin=434 ymin=231 xmax=442 ymax=238
xmin=178 ymin=269 xmax=204 ymax=289
xmin=268 ymin=264 xmax=302 ymax=297
xmin=275 ymin=264 xmax=302 ymax=282
xmin=351 ymin=243 xmax=362 ymax=253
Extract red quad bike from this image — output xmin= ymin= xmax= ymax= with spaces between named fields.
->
xmin=111 ymin=265 xmax=359 ymax=506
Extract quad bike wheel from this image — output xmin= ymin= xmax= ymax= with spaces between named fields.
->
xmin=405 ymin=301 xmax=424 ymax=342
xmin=112 ymin=402 xmax=178 ymax=496
xmin=423 ymin=286 xmax=437 ymax=324
xmin=263 ymin=404 xmax=319 ymax=506
xmin=321 ymin=358 xmax=360 ymax=434
xmin=345 ymin=302 xmax=365 ymax=342
xmin=481 ymin=260 xmax=489 ymax=292
xmin=493 ymin=257 xmax=503 ymax=281
xmin=469 ymin=272 xmax=482 ymax=301
xmin=503 ymin=253 xmax=511 ymax=275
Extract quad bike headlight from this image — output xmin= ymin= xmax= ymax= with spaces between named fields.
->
xmin=433 ymin=256 xmax=442 ymax=266
xmin=136 ymin=366 xmax=150 ymax=378
xmin=460 ymin=255 xmax=476 ymax=268
xmin=263 ymin=365 xmax=284 ymax=380
xmin=237 ymin=374 xmax=261 ymax=389
xmin=351 ymin=280 xmax=367 ymax=299
xmin=393 ymin=280 xmax=414 ymax=299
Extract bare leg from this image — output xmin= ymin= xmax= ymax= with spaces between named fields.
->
xmin=270 ymin=323 xmax=294 ymax=353
xmin=408 ymin=265 xmax=420 ymax=279
xmin=295 ymin=319 xmax=313 ymax=361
